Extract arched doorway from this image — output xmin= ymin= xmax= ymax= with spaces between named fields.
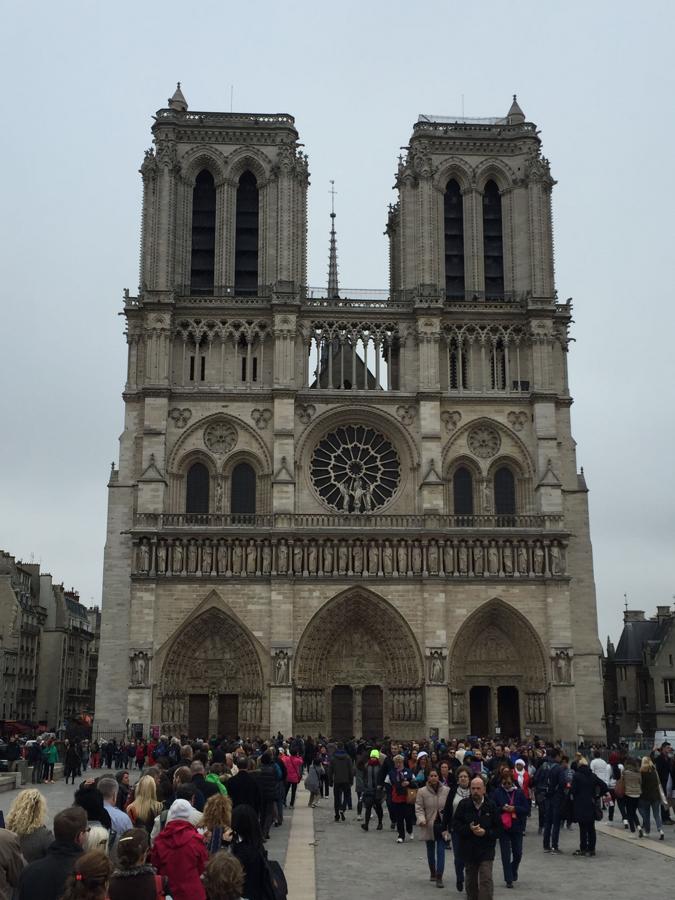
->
xmin=294 ymin=589 xmax=424 ymax=738
xmin=449 ymin=599 xmax=548 ymax=739
xmin=158 ymin=606 xmax=264 ymax=738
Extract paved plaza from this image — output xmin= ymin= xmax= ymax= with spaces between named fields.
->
xmin=2 ymin=776 xmax=673 ymax=898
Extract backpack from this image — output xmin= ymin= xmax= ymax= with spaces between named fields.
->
xmin=262 ymin=853 xmax=288 ymax=900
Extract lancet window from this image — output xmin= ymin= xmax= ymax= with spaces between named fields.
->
xmin=305 ymin=321 xmax=401 ymax=391
xmin=494 ymin=466 xmax=516 ymax=521
xmin=186 ymin=462 xmax=209 ymax=514
xmin=444 ymin=179 xmax=465 ymax=300
xmin=190 ymin=170 xmax=216 ymax=295
xmin=234 ymin=171 xmax=259 ymax=295
xmin=174 ymin=319 xmax=269 ymax=389
xmin=441 ymin=324 xmax=527 ymax=394
xmin=231 ymin=462 xmax=256 ymax=516
xmin=482 ymin=180 xmax=504 ymax=298
xmin=453 ymin=467 xmax=474 ymax=519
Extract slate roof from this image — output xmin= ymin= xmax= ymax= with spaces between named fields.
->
xmin=614 ymin=618 xmax=670 ymax=662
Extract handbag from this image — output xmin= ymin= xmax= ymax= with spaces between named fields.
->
xmin=406 ymin=787 xmax=418 ymax=805
xmin=594 ymin=798 xmax=603 ymax=821
xmin=614 ymin=777 xmax=625 ymax=799
xmin=262 ymin=855 xmax=288 ymax=900
xmin=501 ymin=811 xmax=513 ymax=830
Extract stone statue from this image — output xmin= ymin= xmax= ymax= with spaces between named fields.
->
xmin=215 ymin=477 xmax=224 ymax=512
xmin=202 ymin=539 xmax=213 ymax=574
xmin=352 ymin=477 xmax=365 ymax=513
xmin=473 ymin=543 xmax=484 ymax=576
xmin=172 ymin=541 xmax=184 ymax=574
xmin=368 ymin=541 xmax=379 ymax=575
xmin=131 ymin=652 xmax=147 ymax=685
xmin=458 ymin=543 xmax=468 ymax=575
xmin=527 ymin=693 xmax=535 ymax=722
xmin=277 ymin=540 xmax=288 ymax=574
xmin=139 ymin=539 xmax=151 ymax=574
xmin=156 ymin=540 xmax=167 ymax=574
xmin=554 ymin=650 xmax=571 ymax=683
xmin=352 ymin=541 xmax=363 ymax=574
xmin=411 ymin=542 xmax=422 ymax=575
xmin=274 ymin=651 xmax=289 ymax=685
xmin=533 ymin=542 xmax=544 ymax=575
xmin=487 ymin=541 xmax=499 ymax=575
xmin=338 ymin=479 xmax=350 ymax=511
xmin=502 ymin=542 xmax=513 ymax=575
xmin=261 ymin=540 xmax=272 ymax=575
xmin=217 ymin=539 xmax=227 ymax=573
xmin=537 ymin=694 xmax=545 ymax=722
xmin=452 ymin=692 xmax=465 ymax=722
xmin=482 ymin=480 xmax=492 ymax=514
xmin=323 ymin=540 xmax=334 ymax=575
xmin=232 ymin=540 xmax=243 ymax=575
xmin=444 ymin=542 xmax=453 ymax=575
xmin=337 ymin=541 xmax=348 ymax=575
xmin=246 ymin=540 xmax=257 ymax=574
xmin=397 ymin=541 xmax=408 ymax=575
xmin=187 ymin=540 xmax=198 ymax=573
xmin=427 ymin=541 xmax=439 ymax=575
xmin=362 ymin=483 xmax=373 ymax=513
xmin=517 ymin=543 xmax=528 ymax=575
xmin=293 ymin=542 xmax=303 ymax=574
xmin=382 ymin=541 xmax=393 ymax=576
xmin=429 ymin=651 xmax=444 ymax=684
xmin=307 ymin=542 xmax=318 ymax=574
xmin=549 ymin=541 xmax=563 ymax=575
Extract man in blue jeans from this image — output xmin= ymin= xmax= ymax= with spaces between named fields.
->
xmin=542 ymin=749 xmax=566 ymax=852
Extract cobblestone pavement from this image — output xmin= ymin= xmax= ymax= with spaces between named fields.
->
xmin=312 ymin=797 xmax=674 ymax=900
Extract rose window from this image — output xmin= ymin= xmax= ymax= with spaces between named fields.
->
xmin=204 ymin=422 xmax=238 ymax=455
xmin=310 ymin=425 xmax=400 ymax=512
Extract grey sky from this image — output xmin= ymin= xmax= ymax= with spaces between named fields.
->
xmin=2 ymin=1 xmax=673 ymax=646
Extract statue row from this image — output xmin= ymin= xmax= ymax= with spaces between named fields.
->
xmin=135 ymin=535 xmax=567 ymax=578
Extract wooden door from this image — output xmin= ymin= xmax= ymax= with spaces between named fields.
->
xmin=331 ymin=685 xmax=353 ymax=739
xmin=361 ymin=685 xmax=383 ymax=739
xmin=497 ymin=686 xmax=520 ymax=739
xmin=217 ymin=694 xmax=239 ymax=739
xmin=469 ymin=686 xmax=490 ymax=737
xmin=188 ymin=694 xmax=209 ymax=739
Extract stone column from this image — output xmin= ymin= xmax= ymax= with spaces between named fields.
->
xmin=353 ymin=688 xmax=363 ymax=738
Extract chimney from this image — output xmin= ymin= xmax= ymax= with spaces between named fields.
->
xmin=656 ymin=605 xmax=672 ymax=624
xmin=623 ymin=610 xmax=645 ymax=623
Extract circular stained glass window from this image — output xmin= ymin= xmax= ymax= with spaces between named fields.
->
xmin=310 ymin=425 xmax=401 ymax=512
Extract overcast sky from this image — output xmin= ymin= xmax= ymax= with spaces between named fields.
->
xmin=2 ymin=1 xmax=673 ymax=645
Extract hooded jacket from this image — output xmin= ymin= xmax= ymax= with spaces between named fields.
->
xmin=150 ymin=820 xmax=207 ymax=900
xmin=328 ymin=749 xmax=355 ymax=786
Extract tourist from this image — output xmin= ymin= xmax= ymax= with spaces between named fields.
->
xmin=230 ymin=804 xmax=270 ymax=900
xmin=493 ymin=766 xmax=528 ymax=887
xmin=127 ymin=774 xmax=163 ymax=834
xmin=27 ymin=740 xmax=43 ymax=784
xmin=150 ymin=797 xmax=208 ymax=900
xmin=98 ymin=776 xmax=133 ymax=849
xmin=414 ymin=750 xmax=431 ymax=787
xmin=17 ymin=806 xmax=88 ymax=900
xmin=391 ymin=753 xmax=416 ymax=843
xmin=653 ymin=742 xmax=673 ymax=824
xmin=201 ymin=793 xmax=234 ymax=854
xmin=0 ymin=826 xmax=24 ymax=899
xmin=90 ymin=741 xmax=101 ymax=770
xmin=328 ymin=741 xmax=355 ymax=822
xmin=541 ymin=748 xmax=565 ymax=852
xmin=415 ymin=768 xmax=450 ymax=888
xmin=60 ymin=850 xmax=112 ymax=900
xmin=84 ymin=825 xmax=110 ymax=855
xmin=80 ymin=739 xmax=90 ymax=772
xmin=304 ymin=753 xmax=324 ymax=808
xmin=151 ymin=792 xmax=202 ymax=842
xmin=438 ymin=760 xmax=453 ymax=787
xmin=203 ymin=851 xmax=246 ymax=900
xmin=512 ymin=758 xmax=531 ymax=829
xmin=115 ymin=770 xmax=131 ymax=810
xmin=228 ymin=759 xmax=263 ymax=814
xmin=74 ymin=780 xmax=112 ymax=832
xmin=256 ymin=751 xmax=281 ymax=838
xmin=64 ymin=740 xmax=82 ymax=786
xmin=639 ymin=756 xmax=665 ymax=839
xmin=570 ymin=756 xmax=607 ymax=856
xmin=109 ymin=828 xmax=165 ymax=900
xmin=42 ymin=738 xmax=58 ymax=784
xmin=6 ymin=788 xmax=54 ymax=862
xmin=452 ymin=776 xmax=501 ymax=900
xmin=607 ymin=751 xmax=626 ymax=825
xmin=621 ymin=757 xmax=642 ymax=834
xmin=283 ymin=746 xmax=302 ymax=810
xmin=191 ymin=760 xmax=220 ymax=801
xmin=442 ymin=764 xmax=472 ymax=892
xmin=360 ymin=748 xmax=384 ymax=832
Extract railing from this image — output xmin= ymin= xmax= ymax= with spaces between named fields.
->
xmin=156 ymin=110 xmax=296 ymax=126
xmin=134 ymin=512 xmax=565 ymax=531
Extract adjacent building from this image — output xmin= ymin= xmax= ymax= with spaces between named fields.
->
xmin=604 ymin=606 xmax=675 ymax=742
xmin=95 ymin=87 xmax=604 ymax=742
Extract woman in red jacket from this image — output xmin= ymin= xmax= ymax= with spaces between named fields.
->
xmin=284 ymin=751 xmax=304 ymax=809
xmin=150 ymin=801 xmax=208 ymax=900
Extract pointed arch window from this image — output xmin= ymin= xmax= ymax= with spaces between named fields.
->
xmin=231 ymin=462 xmax=256 ymax=517
xmin=235 ymin=171 xmax=259 ymax=295
xmin=190 ymin=170 xmax=216 ymax=295
xmin=186 ymin=462 xmax=210 ymax=514
xmin=453 ymin=467 xmax=474 ymax=520
xmin=444 ymin=179 xmax=465 ymax=300
xmin=483 ymin=180 xmax=504 ymax=298
xmin=494 ymin=466 xmax=516 ymax=523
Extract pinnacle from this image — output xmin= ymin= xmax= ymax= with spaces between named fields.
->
xmin=507 ymin=94 xmax=525 ymax=124
xmin=168 ymin=82 xmax=188 ymax=112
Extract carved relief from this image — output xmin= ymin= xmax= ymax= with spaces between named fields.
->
xmin=552 ymin=649 xmax=572 ymax=684
xmin=273 ymin=649 xmax=291 ymax=685
xmin=251 ymin=408 xmax=273 ymax=430
xmin=169 ymin=407 xmax=192 ymax=428
xmin=396 ymin=405 xmax=416 ymax=426
xmin=440 ymin=410 xmax=462 ymax=433
xmin=451 ymin=691 xmax=466 ymax=722
xmin=296 ymin=403 xmax=316 ymax=425
xmin=204 ymin=422 xmax=237 ymax=454
xmin=507 ymin=410 xmax=528 ymax=432
xmin=130 ymin=651 xmax=150 ymax=686
xmin=427 ymin=649 xmax=446 ymax=684
xmin=467 ymin=425 xmax=501 ymax=459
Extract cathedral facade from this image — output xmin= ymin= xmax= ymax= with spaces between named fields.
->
xmin=95 ymin=87 xmax=604 ymax=743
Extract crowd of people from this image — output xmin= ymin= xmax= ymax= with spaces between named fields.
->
xmin=0 ymin=732 xmax=672 ymax=900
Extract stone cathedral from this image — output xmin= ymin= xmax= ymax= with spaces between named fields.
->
xmin=95 ymin=86 xmax=604 ymax=743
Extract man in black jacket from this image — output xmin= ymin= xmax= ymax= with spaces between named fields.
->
xmin=452 ymin=777 xmax=501 ymax=900
xmin=17 ymin=806 xmax=87 ymax=900
xmin=654 ymin=742 xmax=673 ymax=823
xmin=329 ymin=742 xmax=355 ymax=822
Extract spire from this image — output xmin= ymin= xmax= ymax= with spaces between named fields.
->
xmin=168 ymin=82 xmax=188 ymax=112
xmin=507 ymin=94 xmax=525 ymax=125
xmin=327 ymin=180 xmax=339 ymax=300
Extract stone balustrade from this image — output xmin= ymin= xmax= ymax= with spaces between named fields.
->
xmin=133 ymin=534 xmax=567 ymax=579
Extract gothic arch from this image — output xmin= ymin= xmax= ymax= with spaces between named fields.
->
xmin=474 ymin=158 xmax=517 ymax=192
xmin=448 ymin=598 xmax=547 ymax=690
xmin=180 ymin=146 xmax=229 ymax=185
xmin=226 ymin=148 xmax=272 ymax=185
xmin=442 ymin=415 xmax=535 ymax=479
xmin=294 ymin=587 xmax=424 ymax=689
xmin=433 ymin=157 xmax=474 ymax=193
xmin=167 ymin=412 xmax=272 ymax=475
